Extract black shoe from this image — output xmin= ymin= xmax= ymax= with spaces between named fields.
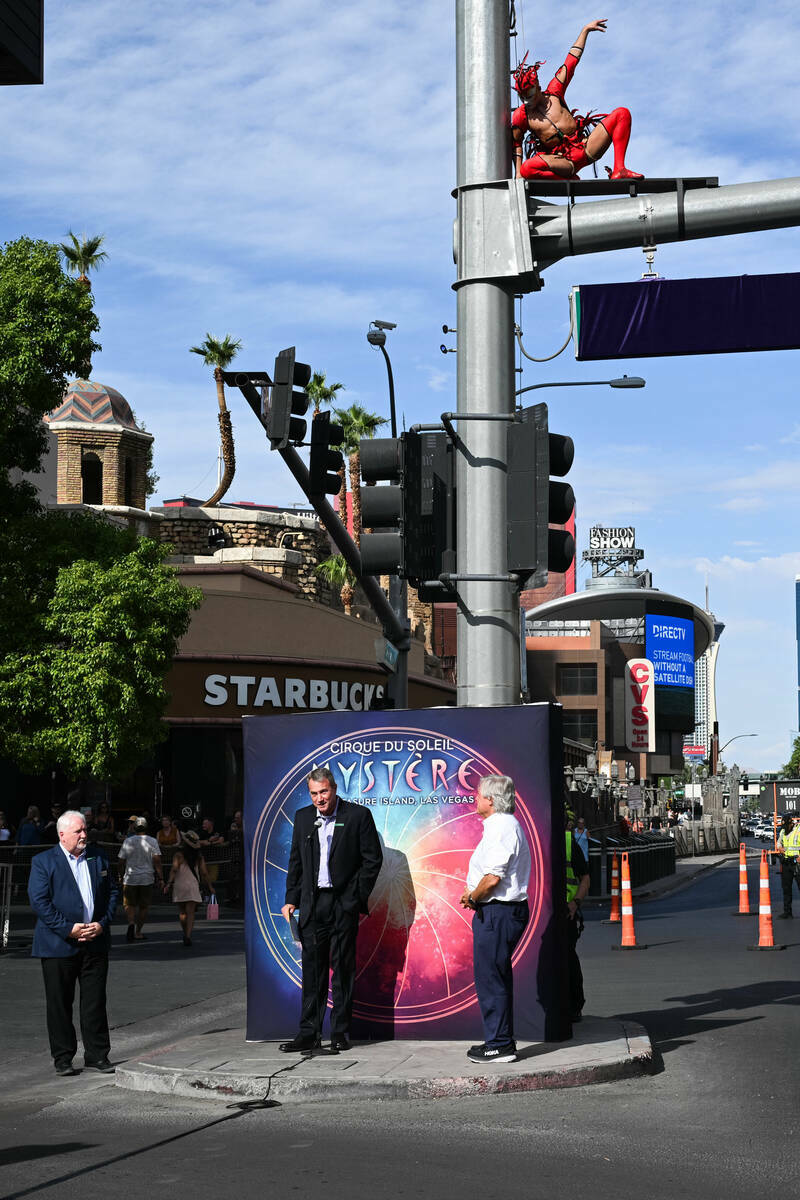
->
xmin=468 ymin=1043 xmax=486 ymax=1055
xmin=778 ymin=912 xmax=793 ymax=919
xmin=84 ymin=1059 xmax=115 ymax=1073
xmin=126 ymin=924 xmax=135 ymax=943
xmin=467 ymin=1043 xmax=517 ymax=1064
xmin=55 ymin=1061 xmax=78 ymax=1077
xmin=279 ymin=1035 xmax=320 ymax=1053
xmin=182 ymin=935 xmax=192 ymax=946
xmin=330 ymin=1035 xmax=350 ymax=1052
xmin=571 ymin=1010 xmax=584 ymax=1022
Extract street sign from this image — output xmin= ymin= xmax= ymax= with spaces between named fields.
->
xmin=683 ymin=745 xmax=706 ymax=758
xmin=375 ymin=638 xmax=399 ymax=673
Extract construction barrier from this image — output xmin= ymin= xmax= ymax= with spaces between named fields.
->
xmin=611 ymin=851 xmax=647 ymax=950
xmin=609 ymin=852 xmax=621 ymax=922
xmin=748 ymin=850 xmax=785 ymax=951
xmin=734 ymin=842 xmax=751 ymax=915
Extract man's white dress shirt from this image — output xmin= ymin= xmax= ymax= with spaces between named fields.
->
xmin=467 ymin=812 xmax=531 ymax=901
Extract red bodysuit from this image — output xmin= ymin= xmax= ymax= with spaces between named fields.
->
xmin=511 ymin=54 xmax=606 ymax=175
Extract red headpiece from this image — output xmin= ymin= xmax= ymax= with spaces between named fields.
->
xmin=512 ymin=52 xmax=545 ymax=95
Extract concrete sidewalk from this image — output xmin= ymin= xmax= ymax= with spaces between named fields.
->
xmin=115 ymin=1016 xmax=651 ymax=1105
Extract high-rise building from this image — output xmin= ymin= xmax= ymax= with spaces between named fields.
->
xmin=692 ymin=622 xmax=724 ymax=758
xmin=796 ymin=576 xmax=800 ymax=727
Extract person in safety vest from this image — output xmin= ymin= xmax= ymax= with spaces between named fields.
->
xmin=777 ymin=814 xmax=800 ymax=918
xmin=566 ymin=811 xmax=591 ymax=1021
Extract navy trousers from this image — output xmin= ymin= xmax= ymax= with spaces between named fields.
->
xmin=472 ymin=900 xmax=529 ymax=1048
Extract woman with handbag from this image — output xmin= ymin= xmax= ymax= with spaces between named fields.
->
xmin=165 ymin=830 xmax=212 ymax=947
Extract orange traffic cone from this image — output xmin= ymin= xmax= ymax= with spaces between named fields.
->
xmin=612 ymin=852 xmax=648 ymax=950
xmin=733 ymin=842 xmax=751 ymax=915
xmin=748 ymin=850 xmax=786 ymax=952
xmin=609 ymin=852 xmax=621 ymax=922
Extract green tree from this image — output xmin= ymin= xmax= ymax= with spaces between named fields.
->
xmin=189 ymin=333 xmax=242 ymax=506
xmin=307 ymin=371 xmax=344 ymax=415
xmin=0 ymin=532 xmax=201 ymax=778
xmin=332 ymin=402 xmax=388 ymax=544
xmin=315 ymin=554 xmax=356 ymax=616
xmin=58 ymin=231 xmax=108 ymax=289
xmin=0 ymin=236 xmax=200 ymax=779
xmin=0 ymin=237 xmax=99 ymax=516
xmin=783 ymin=735 xmax=800 ymax=777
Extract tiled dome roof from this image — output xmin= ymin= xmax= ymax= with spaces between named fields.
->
xmin=46 ymin=380 xmax=139 ymax=429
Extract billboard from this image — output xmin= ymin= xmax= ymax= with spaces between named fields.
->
xmin=243 ymin=704 xmax=569 ymax=1044
xmin=645 ymin=615 xmax=695 ymax=688
xmin=624 ymin=659 xmax=656 ymax=752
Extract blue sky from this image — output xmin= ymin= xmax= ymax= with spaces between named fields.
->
xmin=2 ymin=1 xmax=799 ymax=772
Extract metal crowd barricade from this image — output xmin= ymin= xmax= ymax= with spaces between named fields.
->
xmin=0 ymin=862 xmax=11 ymax=951
xmin=587 ymin=830 xmax=675 ymax=897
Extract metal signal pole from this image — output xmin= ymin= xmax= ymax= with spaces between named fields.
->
xmin=454 ymin=0 xmax=519 ymax=707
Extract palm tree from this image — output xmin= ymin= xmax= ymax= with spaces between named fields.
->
xmin=315 ymin=554 xmax=357 ymax=615
xmin=333 ymin=403 xmax=388 ymax=546
xmin=189 ymin=333 xmax=242 ymax=507
xmin=59 ymin=232 xmax=108 ymax=289
xmin=59 ymin=232 xmax=108 ymax=376
xmin=307 ymin=371 xmax=344 ymax=415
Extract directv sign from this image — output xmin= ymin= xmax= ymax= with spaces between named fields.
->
xmin=645 ymin=615 xmax=695 ymax=688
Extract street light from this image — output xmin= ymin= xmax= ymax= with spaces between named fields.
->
xmin=515 ymin=375 xmax=646 ymax=399
xmin=718 ymin=733 xmax=758 ymax=756
xmin=367 ymin=320 xmax=398 ymax=438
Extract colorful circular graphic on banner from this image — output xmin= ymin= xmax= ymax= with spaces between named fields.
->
xmin=250 ymin=725 xmax=544 ymax=1025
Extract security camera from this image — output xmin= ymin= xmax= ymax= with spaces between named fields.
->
xmin=371 ymin=319 xmax=397 ymax=331
xmin=442 ymin=325 xmax=457 ymax=334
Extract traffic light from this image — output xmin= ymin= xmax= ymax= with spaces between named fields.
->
xmin=359 ymin=436 xmax=404 ymax=576
xmin=308 ymin=411 xmax=345 ymax=497
xmin=359 ymin=431 xmax=455 ymax=587
xmin=268 ymin=346 xmax=311 ymax=449
xmin=507 ymin=402 xmax=575 ymax=588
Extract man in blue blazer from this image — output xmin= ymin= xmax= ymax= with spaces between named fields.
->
xmin=28 ymin=809 xmax=119 ymax=1075
xmin=280 ymin=767 xmax=382 ymax=1053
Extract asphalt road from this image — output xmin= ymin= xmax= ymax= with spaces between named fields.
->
xmin=1 ymin=862 xmax=798 ymax=1200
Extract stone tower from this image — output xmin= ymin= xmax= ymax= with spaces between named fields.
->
xmin=45 ymin=380 xmax=153 ymax=511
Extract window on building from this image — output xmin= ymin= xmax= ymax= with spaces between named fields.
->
xmin=562 ymin=710 xmax=598 ymax=746
xmin=557 ymin=664 xmax=597 ymax=695
xmin=81 ymin=452 xmax=103 ymax=504
xmin=124 ymin=457 xmax=134 ymax=506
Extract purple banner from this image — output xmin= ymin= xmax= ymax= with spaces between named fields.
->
xmin=243 ymin=704 xmax=569 ymax=1043
xmin=574 ymin=272 xmax=800 ymax=360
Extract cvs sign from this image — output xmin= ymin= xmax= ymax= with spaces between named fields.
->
xmin=625 ymin=658 xmax=656 ymax=753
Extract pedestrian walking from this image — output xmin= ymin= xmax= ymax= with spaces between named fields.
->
xmin=118 ymin=817 xmax=163 ymax=942
xmin=165 ymin=830 xmax=212 ymax=947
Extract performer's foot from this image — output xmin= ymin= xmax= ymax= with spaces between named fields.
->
xmin=605 ymin=166 xmax=644 ymax=180
xmin=330 ymin=1035 xmax=351 ymax=1052
xmin=279 ymin=1034 xmax=320 ymax=1053
xmin=467 ymin=1043 xmax=517 ymax=1064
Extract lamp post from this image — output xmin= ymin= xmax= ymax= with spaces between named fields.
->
xmin=366 ymin=319 xmax=407 ymax=707
xmin=515 ymin=375 xmax=646 ymax=399
xmin=718 ymin=733 xmax=758 ymax=757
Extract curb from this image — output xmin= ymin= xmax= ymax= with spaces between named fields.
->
xmin=114 ymin=1019 xmax=652 ymax=1105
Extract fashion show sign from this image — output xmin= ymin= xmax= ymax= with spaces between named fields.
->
xmin=243 ymin=704 xmax=569 ymax=1042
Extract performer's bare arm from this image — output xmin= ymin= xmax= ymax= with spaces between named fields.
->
xmin=554 ymin=18 xmax=608 ymax=85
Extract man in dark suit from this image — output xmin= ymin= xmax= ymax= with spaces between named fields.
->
xmin=28 ymin=810 xmax=118 ymax=1076
xmin=280 ymin=767 xmax=382 ymax=1053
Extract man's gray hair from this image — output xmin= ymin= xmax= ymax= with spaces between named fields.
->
xmin=57 ymin=810 xmax=86 ymax=834
xmin=307 ymin=766 xmax=336 ymax=788
xmin=478 ymin=774 xmax=516 ymax=813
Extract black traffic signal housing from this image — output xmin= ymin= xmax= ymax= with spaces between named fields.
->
xmin=268 ymin=346 xmax=311 ymax=449
xmin=507 ymin=402 xmax=575 ymax=589
xmin=359 ymin=431 xmax=455 ymax=590
xmin=309 ymin=411 xmax=345 ymax=497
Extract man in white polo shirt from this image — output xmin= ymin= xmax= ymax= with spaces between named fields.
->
xmin=460 ymin=774 xmax=532 ymax=1064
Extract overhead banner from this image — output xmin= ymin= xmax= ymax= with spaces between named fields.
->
xmin=243 ymin=704 xmax=569 ymax=1044
xmin=571 ymin=272 xmax=800 ymax=360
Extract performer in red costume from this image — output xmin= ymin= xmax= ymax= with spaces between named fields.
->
xmin=511 ymin=18 xmax=642 ymax=181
